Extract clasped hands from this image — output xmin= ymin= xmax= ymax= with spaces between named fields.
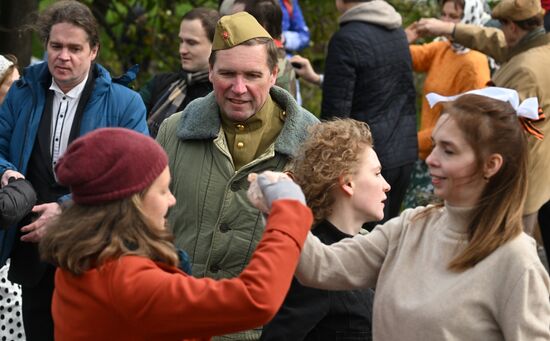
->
xmin=247 ymin=171 xmax=306 ymax=214
xmin=406 ymin=18 xmax=456 ymax=43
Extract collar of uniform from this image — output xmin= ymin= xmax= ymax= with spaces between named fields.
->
xmin=176 ymin=86 xmax=319 ymax=157
xmin=220 ymin=95 xmax=279 ymax=134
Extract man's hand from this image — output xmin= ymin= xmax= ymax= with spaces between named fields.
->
xmin=416 ymin=18 xmax=455 ymax=38
xmin=20 ymin=203 xmax=61 ymax=243
xmin=289 ymin=55 xmax=322 ymax=86
xmin=1 ymin=170 xmax=25 ymax=187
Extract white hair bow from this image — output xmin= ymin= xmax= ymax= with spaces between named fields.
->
xmin=426 ymin=87 xmax=539 ymax=120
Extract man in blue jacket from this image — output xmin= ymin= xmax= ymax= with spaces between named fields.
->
xmin=0 ymin=1 xmax=148 ymax=340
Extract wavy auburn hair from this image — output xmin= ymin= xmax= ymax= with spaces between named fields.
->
xmin=40 ymin=191 xmax=178 ymax=275
xmin=291 ymin=118 xmax=373 ymax=224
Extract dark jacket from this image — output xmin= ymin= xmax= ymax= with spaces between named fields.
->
xmin=260 ymin=220 xmax=374 ymax=341
xmin=321 ymin=1 xmax=417 ymax=170
xmin=139 ymin=71 xmax=213 ymax=117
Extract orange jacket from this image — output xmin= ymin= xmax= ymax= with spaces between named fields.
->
xmin=410 ymin=41 xmax=490 ymax=160
xmin=52 ymin=200 xmax=313 ymax=341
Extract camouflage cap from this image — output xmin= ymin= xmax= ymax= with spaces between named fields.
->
xmin=492 ymin=0 xmax=544 ymax=21
xmin=212 ymin=12 xmax=272 ymax=51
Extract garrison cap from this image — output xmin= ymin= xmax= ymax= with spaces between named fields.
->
xmin=212 ymin=12 xmax=272 ymax=51
xmin=492 ymin=0 xmax=544 ymax=21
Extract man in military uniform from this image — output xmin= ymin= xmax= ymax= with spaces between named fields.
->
xmin=156 ymin=12 xmax=318 ymax=340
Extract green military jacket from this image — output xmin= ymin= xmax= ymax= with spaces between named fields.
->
xmin=157 ymin=86 xmax=318 ymax=279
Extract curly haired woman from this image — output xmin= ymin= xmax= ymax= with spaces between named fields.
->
xmin=261 ymin=118 xmax=389 ymax=340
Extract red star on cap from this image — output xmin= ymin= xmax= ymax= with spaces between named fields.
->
xmin=223 ymin=31 xmax=229 ymax=40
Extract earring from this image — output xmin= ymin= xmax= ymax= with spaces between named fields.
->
xmin=483 ymin=175 xmax=489 ymax=182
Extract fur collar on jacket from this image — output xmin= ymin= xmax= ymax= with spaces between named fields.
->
xmin=176 ymin=85 xmax=318 ymax=157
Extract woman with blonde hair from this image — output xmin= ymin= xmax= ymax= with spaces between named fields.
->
xmin=261 ymin=119 xmax=389 ymax=340
xmin=290 ymin=88 xmax=550 ymax=340
xmin=39 ymin=127 xmax=312 ymax=341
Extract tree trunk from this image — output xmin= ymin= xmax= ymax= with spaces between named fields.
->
xmin=0 ymin=0 xmax=39 ymax=67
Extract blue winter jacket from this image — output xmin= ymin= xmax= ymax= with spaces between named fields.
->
xmin=0 ymin=62 xmax=148 ymax=265
xmin=280 ymin=0 xmax=310 ymax=52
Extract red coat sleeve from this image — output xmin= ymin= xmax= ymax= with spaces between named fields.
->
xmin=108 ymin=199 xmax=313 ymax=339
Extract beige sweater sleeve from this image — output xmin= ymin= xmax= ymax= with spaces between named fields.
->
xmin=454 ymin=24 xmax=509 ymax=63
xmin=295 ymin=210 xmax=411 ymax=290
xmin=498 ymin=262 xmax=550 ymax=340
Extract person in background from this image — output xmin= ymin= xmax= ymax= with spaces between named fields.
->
xmin=140 ymin=8 xmax=219 ymax=137
xmin=0 ymin=54 xmax=19 ymax=104
xmin=279 ymin=0 xmax=310 ymax=53
xmin=0 ymin=2 xmax=148 ymax=339
xmin=415 ymin=0 xmax=550 ymax=239
xmin=543 ymin=0 xmax=550 ymax=31
xmin=279 ymin=0 xmax=309 ymax=104
xmin=39 ymin=127 xmax=313 ymax=341
xmin=156 ymin=12 xmax=318 ymax=340
xmin=260 ymin=119 xmax=384 ymax=341
xmin=402 ymin=0 xmax=491 ymax=208
xmin=290 ymin=0 xmax=417 ymax=227
xmin=0 ymin=53 xmax=25 ymax=341
xmin=293 ymin=88 xmax=550 ymax=340
xmin=219 ymin=0 xmax=236 ymax=15
xmin=232 ymin=0 xmax=298 ymax=98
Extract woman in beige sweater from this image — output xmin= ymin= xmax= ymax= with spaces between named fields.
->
xmin=295 ymin=88 xmax=550 ymax=340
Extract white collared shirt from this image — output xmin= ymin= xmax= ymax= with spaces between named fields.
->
xmin=48 ymin=74 xmax=89 ymax=168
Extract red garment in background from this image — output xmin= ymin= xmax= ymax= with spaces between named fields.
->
xmin=282 ymin=0 xmax=293 ymax=18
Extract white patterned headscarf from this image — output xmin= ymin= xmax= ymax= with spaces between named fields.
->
xmin=0 ymin=55 xmax=14 ymax=81
xmin=450 ymin=0 xmax=492 ymax=53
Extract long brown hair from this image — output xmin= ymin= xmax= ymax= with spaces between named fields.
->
xmin=40 ymin=192 xmax=178 ymax=275
xmin=433 ymin=94 xmax=528 ymax=271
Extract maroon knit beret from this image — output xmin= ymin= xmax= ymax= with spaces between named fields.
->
xmin=55 ymin=128 xmax=168 ymax=205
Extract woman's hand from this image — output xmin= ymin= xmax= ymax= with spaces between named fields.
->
xmin=247 ymin=171 xmax=305 ymax=213
xmin=405 ymin=21 xmax=420 ymax=43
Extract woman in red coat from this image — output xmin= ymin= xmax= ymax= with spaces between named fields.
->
xmin=39 ymin=127 xmax=312 ymax=341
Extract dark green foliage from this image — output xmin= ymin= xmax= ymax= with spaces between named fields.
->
xmin=27 ymin=0 xmax=438 ymax=107
xmin=78 ymin=0 xmax=218 ymax=87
